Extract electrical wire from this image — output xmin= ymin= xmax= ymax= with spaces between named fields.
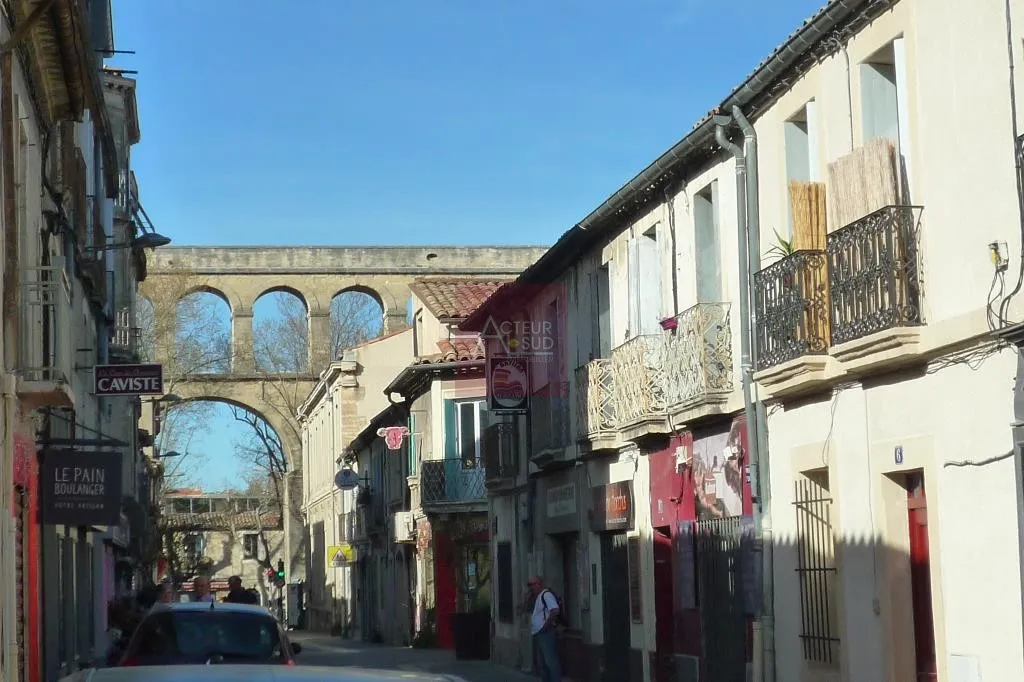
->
xmin=997 ymin=0 xmax=1024 ymax=326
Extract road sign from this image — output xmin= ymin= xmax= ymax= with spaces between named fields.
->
xmin=334 ymin=468 xmax=360 ymax=490
xmin=327 ymin=544 xmax=355 ymax=568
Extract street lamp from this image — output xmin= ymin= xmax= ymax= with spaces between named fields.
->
xmin=83 ymin=231 xmax=172 ymax=254
xmin=155 ymin=450 xmax=184 ymax=459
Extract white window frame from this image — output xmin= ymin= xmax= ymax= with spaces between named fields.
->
xmin=456 ymin=399 xmax=486 ymax=468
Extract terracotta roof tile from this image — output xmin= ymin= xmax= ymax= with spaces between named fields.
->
xmin=161 ymin=511 xmax=282 ymax=531
xmin=410 ymin=278 xmax=511 ymax=321
xmin=414 ymin=335 xmax=486 ymax=365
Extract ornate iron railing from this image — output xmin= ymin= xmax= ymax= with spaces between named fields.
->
xmin=826 ymin=205 xmax=923 ymax=345
xmin=575 ymin=359 xmax=616 ymax=438
xmin=753 ymin=250 xmax=830 ymax=370
xmin=611 ymin=335 xmax=667 ymax=424
xmin=483 ymin=422 xmax=520 ymax=480
xmin=420 ymin=458 xmax=487 ymax=506
xmin=661 ymin=302 xmax=734 ymax=408
xmin=20 ymin=263 xmax=73 ymax=384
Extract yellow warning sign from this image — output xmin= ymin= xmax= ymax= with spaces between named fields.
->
xmin=327 ymin=544 xmax=355 ymax=568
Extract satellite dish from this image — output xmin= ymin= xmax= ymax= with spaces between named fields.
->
xmin=334 ymin=468 xmax=360 ymax=491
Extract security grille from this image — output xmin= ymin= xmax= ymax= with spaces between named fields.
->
xmin=793 ymin=476 xmax=840 ymax=664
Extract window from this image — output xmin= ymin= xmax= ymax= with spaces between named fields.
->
xmin=793 ymin=471 xmax=839 ymax=665
xmin=860 ymin=38 xmax=911 ymax=197
xmin=243 ymin=533 xmax=259 ymax=560
xmin=456 ymin=400 xmax=486 ymax=469
xmin=694 ymin=184 xmax=722 ymax=303
xmin=184 ymin=533 xmax=205 ymax=562
xmin=784 ymin=101 xmax=821 ymax=237
xmin=627 ymin=226 xmax=663 ymax=337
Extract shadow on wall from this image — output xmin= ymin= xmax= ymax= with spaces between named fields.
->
xmin=634 ymin=526 xmax=932 ymax=682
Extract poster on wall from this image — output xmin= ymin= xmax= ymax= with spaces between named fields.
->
xmin=693 ymin=429 xmax=744 ymax=520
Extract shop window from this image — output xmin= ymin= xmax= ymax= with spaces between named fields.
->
xmin=459 ymin=543 xmax=491 ymax=612
xmin=497 ymin=542 xmax=513 ymax=623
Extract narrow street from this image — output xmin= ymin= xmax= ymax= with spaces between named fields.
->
xmin=290 ymin=634 xmax=535 ymax=682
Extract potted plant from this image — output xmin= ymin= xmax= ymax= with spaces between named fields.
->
xmin=765 ymin=228 xmax=796 ymax=287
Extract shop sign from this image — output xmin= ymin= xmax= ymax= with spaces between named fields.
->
xmin=591 ymin=481 xmax=634 ymax=532
xmin=94 ymin=364 xmax=164 ymax=396
xmin=546 ymin=483 xmax=576 ymax=518
xmin=486 ymin=356 xmax=530 ymax=413
xmin=41 ymin=450 xmax=123 ymax=526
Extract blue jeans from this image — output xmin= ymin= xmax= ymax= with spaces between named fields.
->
xmin=533 ymin=628 xmax=562 ymax=682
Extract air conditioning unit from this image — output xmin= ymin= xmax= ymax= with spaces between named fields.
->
xmin=392 ymin=511 xmax=415 ymax=544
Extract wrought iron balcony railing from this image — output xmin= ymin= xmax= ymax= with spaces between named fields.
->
xmin=661 ymin=302 xmax=734 ymax=408
xmin=111 ymin=307 xmax=141 ymax=358
xmin=753 ymin=250 xmax=830 ymax=371
xmin=575 ymin=359 xmax=616 ymax=439
xmin=482 ymin=422 xmax=520 ymax=480
xmin=826 ymin=205 xmax=923 ymax=345
xmin=420 ymin=458 xmax=487 ymax=506
xmin=611 ymin=335 xmax=667 ymax=424
xmin=19 ymin=264 xmax=74 ymax=385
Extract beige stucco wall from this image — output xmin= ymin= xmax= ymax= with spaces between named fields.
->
xmin=195 ymin=528 xmax=287 ymax=604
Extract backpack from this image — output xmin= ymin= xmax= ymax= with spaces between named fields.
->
xmin=539 ymin=589 xmax=568 ymax=630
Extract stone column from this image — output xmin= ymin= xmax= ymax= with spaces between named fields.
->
xmin=309 ymin=311 xmax=332 ymax=373
xmin=232 ymin=310 xmax=254 ymax=374
xmin=383 ymin=306 xmax=407 ymax=334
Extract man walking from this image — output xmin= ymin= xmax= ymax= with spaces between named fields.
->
xmin=224 ymin=575 xmax=259 ymax=604
xmin=526 ymin=576 xmax=562 ymax=682
xmin=190 ymin=576 xmax=215 ymax=603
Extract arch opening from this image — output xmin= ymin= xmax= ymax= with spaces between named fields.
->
xmin=174 ymin=291 xmax=232 ymax=375
xmin=330 ymin=288 xmax=384 ymax=359
xmin=253 ymin=290 xmax=309 ymax=373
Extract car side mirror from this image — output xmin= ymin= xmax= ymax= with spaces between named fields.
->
xmin=290 ymin=642 xmax=302 ymax=655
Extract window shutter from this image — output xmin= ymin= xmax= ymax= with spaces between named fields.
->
xmin=443 ymin=399 xmax=458 ymax=460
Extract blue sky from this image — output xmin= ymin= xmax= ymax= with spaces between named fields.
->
xmin=120 ymin=0 xmax=825 ymax=486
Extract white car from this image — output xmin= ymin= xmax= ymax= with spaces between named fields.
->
xmin=59 ymin=666 xmax=465 ymax=681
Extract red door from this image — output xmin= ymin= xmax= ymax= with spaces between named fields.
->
xmin=653 ymin=528 xmax=675 ymax=682
xmin=907 ymin=473 xmax=937 ymax=681
xmin=433 ymin=531 xmax=456 ymax=649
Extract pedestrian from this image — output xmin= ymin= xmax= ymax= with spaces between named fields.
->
xmin=224 ymin=575 xmax=259 ymax=604
xmin=190 ymin=576 xmax=215 ymax=602
xmin=525 ymin=576 xmax=562 ymax=682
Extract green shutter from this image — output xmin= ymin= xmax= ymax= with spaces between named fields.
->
xmin=444 ymin=399 xmax=458 ymax=460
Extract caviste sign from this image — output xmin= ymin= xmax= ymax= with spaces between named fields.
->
xmin=94 ymin=364 xmax=164 ymax=396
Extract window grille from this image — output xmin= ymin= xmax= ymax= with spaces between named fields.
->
xmin=793 ymin=475 xmax=840 ymax=664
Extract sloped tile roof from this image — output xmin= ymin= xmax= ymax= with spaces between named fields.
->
xmin=161 ymin=511 xmax=282 ymax=531
xmin=414 ymin=336 xmax=486 ymax=365
xmin=410 ymin=278 xmax=511 ymax=321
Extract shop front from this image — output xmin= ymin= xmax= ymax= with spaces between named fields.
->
xmin=590 ymin=478 xmax=640 ymax=682
xmin=537 ymin=468 xmax=587 ymax=680
xmin=654 ymin=416 xmax=757 ymax=682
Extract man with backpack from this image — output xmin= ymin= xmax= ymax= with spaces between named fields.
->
xmin=525 ymin=576 xmax=563 ymax=682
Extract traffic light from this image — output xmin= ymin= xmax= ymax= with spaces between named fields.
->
xmin=276 ymin=559 xmax=286 ymax=586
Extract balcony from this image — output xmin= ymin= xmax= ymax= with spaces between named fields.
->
xmin=575 ymin=359 xmax=617 ymax=444
xmin=110 ymin=307 xmax=142 ymax=364
xmin=753 ymin=249 xmax=830 ymax=377
xmin=17 ymin=264 xmax=75 ymax=409
xmin=661 ymin=302 xmax=734 ymax=412
xmin=420 ymin=458 xmax=487 ymax=511
xmin=611 ymin=335 xmax=668 ymax=435
xmin=826 ymin=205 xmax=923 ymax=360
xmin=753 ymin=205 xmax=923 ymax=389
xmin=482 ymin=422 xmax=520 ymax=491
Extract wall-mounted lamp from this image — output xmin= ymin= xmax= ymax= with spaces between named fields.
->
xmin=83 ymin=231 xmax=172 ymax=254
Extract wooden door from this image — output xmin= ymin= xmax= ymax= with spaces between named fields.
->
xmin=907 ymin=472 xmax=937 ymax=681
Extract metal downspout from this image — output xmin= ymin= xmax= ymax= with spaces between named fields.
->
xmin=733 ymin=104 xmax=776 ymax=682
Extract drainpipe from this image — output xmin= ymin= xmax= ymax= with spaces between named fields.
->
xmin=733 ymin=104 xmax=776 ymax=682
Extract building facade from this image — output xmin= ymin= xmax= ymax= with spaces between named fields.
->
xmin=461 ymin=1 xmax=1024 ymax=681
xmin=0 ymin=2 xmax=165 ymax=681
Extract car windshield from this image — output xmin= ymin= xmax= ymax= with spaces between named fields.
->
xmin=127 ymin=610 xmax=287 ymax=664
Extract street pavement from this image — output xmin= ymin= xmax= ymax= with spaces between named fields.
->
xmin=291 ymin=632 xmax=537 ymax=682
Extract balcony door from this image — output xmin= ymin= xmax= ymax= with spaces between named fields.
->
xmin=627 ymin=226 xmax=663 ymax=339
xmin=445 ymin=399 xmax=487 ymax=501
xmin=694 ymin=182 xmax=722 ymax=305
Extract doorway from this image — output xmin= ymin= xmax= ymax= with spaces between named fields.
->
xmin=653 ymin=527 xmax=675 ymax=682
xmin=907 ymin=472 xmax=937 ymax=681
xmin=600 ymin=532 xmax=631 ymax=682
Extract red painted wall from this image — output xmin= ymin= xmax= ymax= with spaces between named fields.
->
xmin=12 ymin=432 xmax=40 ymax=682
xmin=433 ymin=530 xmax=457 ymax=649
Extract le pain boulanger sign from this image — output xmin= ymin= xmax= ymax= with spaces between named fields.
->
xmin=41 ymin=450 xmax=123 ymax=527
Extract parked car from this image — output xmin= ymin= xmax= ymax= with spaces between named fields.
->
xmin=114 ymin=602 xmax=301 ymax=667
xmin=60 ymin=664 xmax=457 ymax=681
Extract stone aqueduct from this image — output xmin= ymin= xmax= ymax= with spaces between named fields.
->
xmin=140 ymin=246 xmax=546 ymax=469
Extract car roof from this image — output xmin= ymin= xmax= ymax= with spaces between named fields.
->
xmin=59 ymin=665 xmax=456 ymax=681
xmin=147 ymin=602 xmax=273 ymax=616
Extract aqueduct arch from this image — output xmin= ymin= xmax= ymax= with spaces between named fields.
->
xmin=140 ymin=245 xmax=547 ymax=471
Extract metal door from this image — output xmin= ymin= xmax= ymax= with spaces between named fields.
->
xmin=695 ymin=517 xmax=747 ymax=682
xmin=600 ymin=532 xmax=631 ymax=682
